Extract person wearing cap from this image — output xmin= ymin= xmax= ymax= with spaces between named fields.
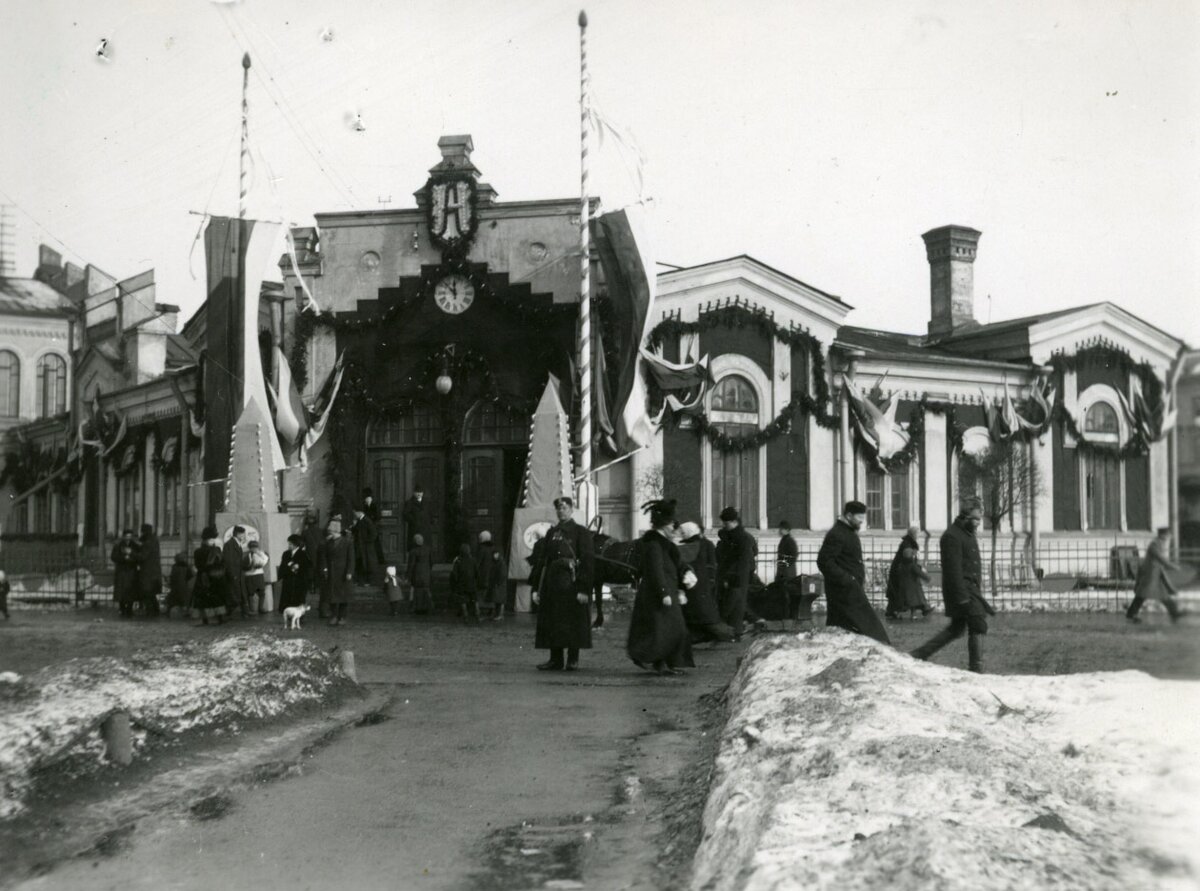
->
xmin=223 ymin=526 xmax=249 ymax=618
xmin=676 ymin=521 xmax=735 ymax=643
xmin=910 ymin=497 xmax=992 ymax=671
xmin=352 ymin=509 xmax=379 ymax=585
xmin=775 ymin=520 xmax=798 ymax=583
xmin=531 ymin=495 xmax=594 ymax=671
xmin=715 ymin=506 xmax=759 ymax=638
xmin=816 ymin=501 xmax=891 ymax=645
xmin=627 ymin=499 xmax=695 ymax=675
xmin=192 ymin=526 xmax=227 ymax=626
xmin=1126 ymin=526 xmax=1188 ymax=624
xmin=475 ymin=530 xmax=508 ymax=621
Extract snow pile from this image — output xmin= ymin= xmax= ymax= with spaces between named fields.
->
xmin=694 ymin=633 xmax=1200 ymax=891
xmin=0 ymin=633 xmax=357 ymax=820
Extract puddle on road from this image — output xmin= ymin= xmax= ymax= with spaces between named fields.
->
xmin=469 ymin=815 xmax=593 ymax=890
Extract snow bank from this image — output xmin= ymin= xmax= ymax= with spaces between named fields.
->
xmin=0 ymin=633 xmax=357 ymax=820
xmin=694 ymin=632 xmax=1200 ymax=891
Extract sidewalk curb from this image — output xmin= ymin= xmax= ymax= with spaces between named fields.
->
xmin=4 ymin=688 xmax=393 ymax=889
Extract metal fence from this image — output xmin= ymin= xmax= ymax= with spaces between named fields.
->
xmin=2 ymin=536 xmax=1197 ymax=614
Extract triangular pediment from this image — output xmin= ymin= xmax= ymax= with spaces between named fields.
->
xmin=1028 ymin=302 xmax=1183 ymax=373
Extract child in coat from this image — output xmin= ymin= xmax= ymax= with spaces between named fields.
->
xmin=450 ymin=543 xmax=479 ymax=623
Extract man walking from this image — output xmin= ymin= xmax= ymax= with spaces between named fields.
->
xmin=816 ymin=500 xmax=891 ymax=645
xmin=910 ymin=498 xmax=993 ymax=672
xmin=1126 ymin=527 xmax=1188 ymax=623
xmin=531 ymin=496 xmax=594 ymax=671
xmin=716 ymin=506 xmax=759 ymax=639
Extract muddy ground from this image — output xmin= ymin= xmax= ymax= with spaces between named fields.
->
xmin=0 ymin=606 xmax=1197 ymax=890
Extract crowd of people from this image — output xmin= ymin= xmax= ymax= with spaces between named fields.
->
xmin=94 ymin=484 xmax=1188 ymax=671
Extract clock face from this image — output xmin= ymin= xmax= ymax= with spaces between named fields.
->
xmin=433 ymin=274 xmax=475 ymax=314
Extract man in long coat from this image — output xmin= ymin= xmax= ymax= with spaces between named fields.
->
xmin=223 ymin=526 xmax=248 ymax=618
xmin=775 ymin=520 xmax=798 ymax=582
xmin=352 ymin=510 xmax=378 ymax=584
xmin=402 ymin=485 xmax=429 ymax=551
xmin=816 ymin=500 xmax=891 ymax=645
xmin=715 ymin=506 xmax=759 ymax=639
xmin=910 ymin=498 xmax=993 ymax=671
xmin=627 ymin=500 xmax=694 ymax=674
xmin=1126 ymin=527 xmax=1187 ymax=623
xmin=138 ymin=524 xmax=162 ymax=617
xmin=532 ymin=496 xmax=594 ymax=671
xmin=885 ymin=524 xmax=932 ymax=619
xmin=323 ymin=516 xmax=355 ymax=626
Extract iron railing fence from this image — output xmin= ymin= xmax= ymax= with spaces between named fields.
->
xmin=2 ymin=538 xmax=1197 ymax=613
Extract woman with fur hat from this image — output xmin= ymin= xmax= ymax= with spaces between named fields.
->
xmin=676 ymin=521 xmax=736 ymax=643
xmin=627 ymin=500 xmax=695 ymax=675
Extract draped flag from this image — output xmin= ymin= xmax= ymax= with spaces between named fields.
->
xmin=203 ymin=216 xmax=285 ymax=486
xmin=267 ymin=345 xmax=307 ymax=447
xmin=592 ymin=207 xmax=656 ymax=460
xmin=299 ymin=351 xmax=346 ymax=468
xmin=845 ymin=374 xmax=910 ymax=468
xmin=642 ymin=349 xmax=712 ymax=422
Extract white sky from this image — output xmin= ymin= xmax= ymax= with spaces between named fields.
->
xmin=1 ymin=0 xmax=1197 ymax=342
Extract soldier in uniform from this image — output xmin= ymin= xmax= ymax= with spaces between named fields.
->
xmin=910 ymin=497 xmax=994 ymax=672
xmin=531 ymin=496 xmax=594 ymax=671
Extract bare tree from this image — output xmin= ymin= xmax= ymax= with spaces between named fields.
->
xmin=957 ymin=438 xmax=1044 ymax=597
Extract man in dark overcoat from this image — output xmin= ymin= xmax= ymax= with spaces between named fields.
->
xmin=402 ymin=485 xmax=429 ymax=551
xmin=362 ymin=488 xmax=385 ymax=564
xmin=775 ymin=520 xmax=798 ymax=582
xmin=223 ymin=526 xmax=249 ymax=618
xmin=138 ymin=523 xmax=162 ymax=617
xmin=715 ymin=506 xmax=759 ymax=639
xmin=352 ymin=510 xmax=378 ymax=584
xmin=1126 ymin=527 xmax=1187 ymax=623
xmin=532 ymin=496 xmax=594 ymax=671
xmin=323 ymin=516 xmax=355 ymax=626
xmin=885 ymin=523 xmax=932 ymax=619
xmin=816 ymin=500 xmax=891 ymax=645
xmin=910 ymin=498 xmax=993 ymax=672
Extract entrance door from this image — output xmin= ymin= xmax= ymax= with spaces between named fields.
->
xmin=1084 ymin=451 xmax=1121 ymax=530
xmin=366 ymin=450 xmax=445 ymax=562
xmin=462 ymin=449 xmax=504 ymax=550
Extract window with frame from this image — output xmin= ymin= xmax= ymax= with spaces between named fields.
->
xmin=1083 ymin=402 xmax=1119 ymax=440
xmin=160 ymin=471 xmax=181 ymax=537
xmin=1083 ymin=449 xmax=1121 ymax=530
xmin=118 ymin=470 xmax=141 ymax=533
xmin=33 ymin=490 xmax=52 ymax=533
xmin=710 ymin=375 xmax=760 ymax=527
xmin=36 ymin=354 xmax=67 ymax=418
xmin=367 ymin=406 xmax=444 ymax=446
xmin=0 ymin=350 xmax=19 ymax=417
xmin=865 ymin=465 xmax=911 ymax=530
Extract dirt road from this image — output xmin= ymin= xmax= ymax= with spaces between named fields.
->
xmin=2 ymin=607 xmax=1197 ymax=890
xmin=6 ymin=611 xmax=737 ymax=890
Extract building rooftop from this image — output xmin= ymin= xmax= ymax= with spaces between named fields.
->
xmin=0 ymin=277 xmax=76 ymax=317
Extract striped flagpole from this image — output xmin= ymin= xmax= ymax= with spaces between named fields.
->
xmin=239 ymin=52 xmax=251 ymax=219
xmin=577 ymin=10 xmax=593 ymax=492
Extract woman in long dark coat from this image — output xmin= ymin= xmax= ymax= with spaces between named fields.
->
xmin=450 ymin=543 xmax=480 ymax=623
xmin=676 ymin=522 xmax=735 ymax=644
xmin=627 ymin=500 xmax=695 ymax=675
xmin=138 ymin=524 xmax=162 ymax=617
xmin=885 ymin=524 xmax=932 ymax=620
xmin=475 ymin=532 xmax=508 ymax=620
xmin=111 ymin=529 xmax=141 ymax=618
xmin=407 ymin=533 xmax=434 ymax=615
xmin=278 ymin=534 xmax=311 ymax=611
xmin=192 ymin=526 xmax=227 ymax=625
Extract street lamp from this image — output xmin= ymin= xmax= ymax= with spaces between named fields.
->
xmin=435 ymin=345 xmax=455 ymax=395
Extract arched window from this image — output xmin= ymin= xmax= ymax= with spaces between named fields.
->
xmin=0 ymin=350 xmax=19 ymax=417
xmin=710 ymin=375 xmax=760 ymax=526
xmin=464 ymin=401 xmax=528 ymax=445
xmin=366 ymin=405 xmax=444 ymax=447
xmin=36 ymin=354 xmax=67 ymax=418
xmin=1084 ymin=402 xmax=1119 ymax=438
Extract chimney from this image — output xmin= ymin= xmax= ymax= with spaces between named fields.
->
xmin=414 ymin=134 xmax=497 ymax=207
xmin=922 ymin=225 xmax=981 ymax=337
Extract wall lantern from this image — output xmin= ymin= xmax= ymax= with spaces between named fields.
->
xmin=435 ymin=344 xmax=456 ymax=395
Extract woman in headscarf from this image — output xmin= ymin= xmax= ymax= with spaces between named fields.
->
xmin=192 ymin=525 xmax=227 ymax=626
xmin=627 ymin=500 xmax=695 ymax=675
xmin=676 ymin=521 xmax=736 ymax=643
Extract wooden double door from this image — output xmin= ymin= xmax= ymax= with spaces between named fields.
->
xmin=367 ymin=446 xmax=524 ymax=564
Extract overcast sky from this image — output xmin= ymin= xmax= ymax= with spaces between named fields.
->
xmin=1 ymin=0 xmax=1197 ymax=342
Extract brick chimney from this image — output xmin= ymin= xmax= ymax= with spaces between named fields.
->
xmin=923 ymin=225 xmax=981 ymax=337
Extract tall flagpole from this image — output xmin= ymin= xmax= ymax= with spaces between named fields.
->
xmin=239 ymin=52 xmax=251 ymax=219
xmin=577 ymin=10 xmax=593 ymax=506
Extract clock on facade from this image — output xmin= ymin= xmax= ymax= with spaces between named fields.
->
xmin=433 ymin=274 xmax=475 ymax=314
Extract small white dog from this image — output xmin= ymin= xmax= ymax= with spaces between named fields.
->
xmin=283 ymin=604 xmax=311 ymax=630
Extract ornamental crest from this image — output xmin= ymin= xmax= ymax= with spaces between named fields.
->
xmin=426 ymin=176 xmax=478 ymax=253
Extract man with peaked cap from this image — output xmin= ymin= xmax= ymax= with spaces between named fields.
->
xmin=816 ymin=500 xmax=891 ymax=645
xmin=530 ymin=495 xmax=594 ymax=671
xmin=715 ymin=506 xmax=759 ymax=639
